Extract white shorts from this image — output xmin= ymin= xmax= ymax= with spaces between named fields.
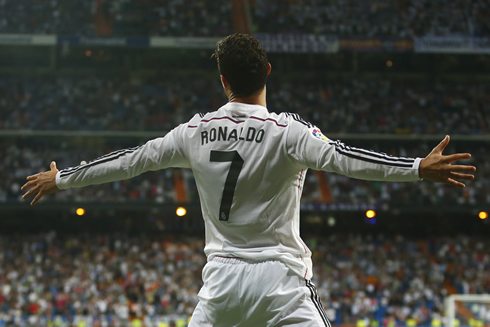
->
xmin=188 ymin=256 xmax=331 ymax=327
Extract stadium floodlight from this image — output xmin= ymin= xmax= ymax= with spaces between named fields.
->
xmin=478 ymin=211 xmax=488 ymax=219
xmin=176 ymin=207 xmax=187 ymax=217
xmin=366 ymin=210 xmax=376 ymax=218
xmin=446 ymin=294 xmax=490 ymax=327
xmin=76 ymin=208 xmax=85 ymax=216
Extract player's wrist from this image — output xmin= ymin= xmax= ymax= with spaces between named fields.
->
xmin=418 ymin=157 xmax=426 ymax=180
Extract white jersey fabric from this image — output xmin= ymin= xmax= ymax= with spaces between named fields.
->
xmin=56 ymin=102 xmax=422 ymax=280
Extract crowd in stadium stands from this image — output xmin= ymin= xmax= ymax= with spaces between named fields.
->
xmin=0 ymin=76 xmax=225 ymax=132
xmin=109 ymin=0 xmax=233 ymax=37
xmin=1 ymin=0 xmax=490 ymax=37
xmin=253 ymin=0 xmax=490 ymax=37
xmin=1 ymin=140 xmax=484 ymax=208
xmin=1 ymin=76 xmax=489 ymax=135
xmin=0 ymin=0 xmax=232 ymax=37
xmin=0 ymin=233 xmax=203 ymax=326
xmin=312 ymin=234 xmax=490 ymax=326
xmin=0 ymin=233 xmax=488 ymax=326
xmin=0 ymin=0 xmax=93 ymax=36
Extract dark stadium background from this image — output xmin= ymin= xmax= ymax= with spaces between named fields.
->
xmin=0 ymin=1 xmax=489 ymax=327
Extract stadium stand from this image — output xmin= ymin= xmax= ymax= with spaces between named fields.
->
xmin=0 ymin=76 xmax=225 ymax=131
xmin=0 ymin=76 xmax=488 ymax=135
xmin=110 ymin=0 xmax=233 ymax=37
xmin=0 ymin=0 xmax=233 ymax=37
xmin=251 ymin=0 xmax=490 ymax=37
xmin=0 ymin=233 xmax=488 ymax=326
xmin=0 ymin=0 xmax=93 ymax=36
xmin=1 ymin=0 xmax=489 ymax=37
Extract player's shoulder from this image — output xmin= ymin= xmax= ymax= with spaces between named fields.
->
xmin=281 ymin=112 xmax=314 ymax=129
xmin=187 ymin=111 xmax=218 ymax=126
xmin=281 ymin=112 xmax=330 ymax=141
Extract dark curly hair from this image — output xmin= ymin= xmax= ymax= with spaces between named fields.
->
xmin=213 ymin=33 xmax=269 ymax=97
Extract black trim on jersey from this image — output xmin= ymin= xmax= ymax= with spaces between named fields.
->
xmin=309 ymin=280 xmax=332 ymax=327
xmin=60 ymin=146 xmax=142 ymax=178
xmin=330 ymin=141 xmax=414 ymax=168
xmin=198 ymin=112 xmax=205 ymax=118
xmin=285 ymin=112 xmax=313 ymax=128
xmin=201 ymin=116 xmax=244 ymax=124
xmin=306 ymin=280 xmax=330 ymax=327
xmin=62 ymin=146 xmax=142 ymax=174
xmin=59 ymin=148 xmax=130 ymax=175
xmin=249 ymin=116 xmax=288 ymax=127
xmin=331 ymin=140 xmax=414 ymax=163
xmin=334 ymin=147 xmax=414 ymax=168
xmin=193 ymin=116 xmax=288 ymax=127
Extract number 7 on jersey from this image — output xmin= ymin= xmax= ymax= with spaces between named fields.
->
xmin=210 ymin=150 xmax=244 ymax=221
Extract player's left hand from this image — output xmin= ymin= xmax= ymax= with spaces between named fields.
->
xmin=21 ymin=161 xmax=60 ymax=205
xmin=419 ymin=135 xmax=476 ymax=188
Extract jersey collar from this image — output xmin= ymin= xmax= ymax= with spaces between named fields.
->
xmin=221 ymin=102 xmax=269 ymax=115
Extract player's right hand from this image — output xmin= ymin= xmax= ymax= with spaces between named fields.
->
xmin=419 ymin=135 xmax=476 ymax=188
xmin=21 ymin=161 xmax=60 ymax=205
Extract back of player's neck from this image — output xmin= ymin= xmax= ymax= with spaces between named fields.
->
xmin=229 ymin=93 xmax=266 ymax=108
xmin=229 ymin=98 xmax=266 ymax=107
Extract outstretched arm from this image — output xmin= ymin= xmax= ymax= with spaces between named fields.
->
xmin=286 ymin=121 xmax=475 ymax=186
xmin=21 ymin=126 xmax=189 ymax=205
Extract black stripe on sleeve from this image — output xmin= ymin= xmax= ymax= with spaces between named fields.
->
xmin=334 ymin=147 xmax=414 ymax=168
xmin=293 ymin=113 xmax=313 ymax=128
xmin=332 ymin=141 xmax=414 ymax=164
xmin=61 ymin=146 xmax=140 ymax=174
xmin=330 ymin=142 xmax=414 ymax=168
xmin=60 ymin=146 xmax=142 ymax=178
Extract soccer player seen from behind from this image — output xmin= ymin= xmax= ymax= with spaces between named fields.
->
xmin=22 ymin=34 xmax=476 ymax=327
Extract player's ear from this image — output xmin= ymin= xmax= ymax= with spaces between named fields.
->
xmin=267 ymin=62 xmax=272 ymax=75
xmin=220 ymin=75 xmax=229 ymax=88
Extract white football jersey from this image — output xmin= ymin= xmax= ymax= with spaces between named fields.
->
xmin=56 ymin=102 xmax=422 ymax=279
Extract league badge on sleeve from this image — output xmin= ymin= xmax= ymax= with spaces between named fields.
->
xmin=310 ymin=127 xmax=329 ymax=142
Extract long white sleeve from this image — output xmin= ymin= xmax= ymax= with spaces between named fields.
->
xmin=55 ymin=124 xmax=190 ymax=190
xmin=286 ymin=119 xmax=422 ymax=182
